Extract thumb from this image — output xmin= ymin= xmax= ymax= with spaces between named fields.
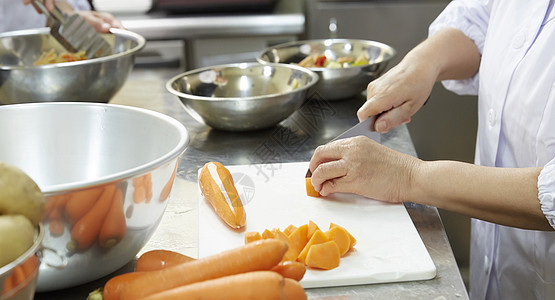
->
xmin=373 ymin=102 xmax=413 ymax=133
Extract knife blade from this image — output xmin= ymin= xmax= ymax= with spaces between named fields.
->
xmin=306 ymin=116 xmax=380 ymax=177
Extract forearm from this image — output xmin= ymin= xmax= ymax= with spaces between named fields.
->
xmin=403 ymin=27 xmax=481 ymax=82
xmin=410 ymin=160 xmax=552 ymax=231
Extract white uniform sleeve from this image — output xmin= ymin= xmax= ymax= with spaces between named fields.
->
xmin=64 ymin=0 xmax=91 ymax=11
xmin=428 ymin=0 xmax=491 ymax=96
xmin=539 ymin=158 xmax=555 ymax=229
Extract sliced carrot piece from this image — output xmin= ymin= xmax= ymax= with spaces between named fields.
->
xmin=274 ymin=230 xmax=299 ymax=262
xmin=325 ymin=226 xmax=352 ymax=256
xmin=288 ymin=227 xmax=308 ymax=257
xmin=305 ymin=177 xmax=321 ymax=197
xmin=283 ymin=224 xmax=298 ymax=236
xmin=297 ymin=229 xmax=328 ymax=264
xmin=244 ymin=231 xmax=262 ymax=244
xmin=261 ymin=229 xmax=275 ymax=239
xmin=305 ymin=240 xmax=341 ymax=270
xmin=330 ymin=223 xmax=357 ymax=250
xmin=307 ymin=220 xmax=320 ymax=240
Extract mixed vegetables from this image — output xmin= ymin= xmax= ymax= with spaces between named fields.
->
xmin=297 ymin=52 xmax=370 ymax=68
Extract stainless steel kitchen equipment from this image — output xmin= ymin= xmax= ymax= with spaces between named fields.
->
xmin=166 ymin=62 xmax=319 ymax=131
xmin=0 ymin=28 xmax=145 ymax=104
xmin=0 ymin=102 xmax=190 ymax=291
xmin=258 ymin=39 xmax=395 ymax=100
xmin=31 ymin=0 xmax=112 ymax=59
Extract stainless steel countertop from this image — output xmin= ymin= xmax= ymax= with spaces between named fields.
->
xmin=117 ymin=0 xmax=305 ymax=41
xmin=35 ymin=67 xmax=468 ymax=299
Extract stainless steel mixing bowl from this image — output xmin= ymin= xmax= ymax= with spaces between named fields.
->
xmin=0 ymin=27 xmax=145 ymax=104
xmin=0 ymin=102 xmax=189 ymax=291
xmin=166 ymin=62 xmax=319 ymax=131
xmin=257 ymin=39 xmax=396 ymax=100
xmin=0 ymin=225 xmax=44 ymax=300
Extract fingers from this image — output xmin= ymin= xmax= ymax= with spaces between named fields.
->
xmin=310 ymin=160 xmax=348 ymax=195
xmin=76 ymin=11 xmax=125 ymax=33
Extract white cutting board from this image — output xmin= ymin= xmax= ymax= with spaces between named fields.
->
xmin=198 ymin=162 xmax=436 ymax=288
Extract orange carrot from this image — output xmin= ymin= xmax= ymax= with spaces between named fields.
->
xmin=199 ymin=162 xmax=246 ymax=229
xmin=11 ymin=266 xmax=26 ymax=289
xmin=135 ymin=249 xmax=195 ymax=272
xmin=98 ymin=188 xmax=126 ymax=248
xmin=140 ymin=271 xmax=290 ymax=300
xmin=118 ymin=239 xmax=288 ymax=300
xmin=49 ymin=218 xmax=65 ymax=236
xmin=283 ymin=278 xmax=307 ymax=300
xmin=305 ymin=177 xmax=321 ymax=197
xmin=159 ymin=164 xmax=177 ymax=202
xmin=103 ymin=272 xmax=146 ymax=300
xmin=67 ymin=184 xmax=116 ymax=251
xmin=270 ymin=261 xmax=307 ymax=281
xmin=64 ymin=187 xmax=104 ymax=224
xmin=2 ymin=274 xmax=14 ymax=294
xmin=144 ymin=174 xmax=153 ymax=203
xmin=133 ymin=185 xmax=146 ymax=204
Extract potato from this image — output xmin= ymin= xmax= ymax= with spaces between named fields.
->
xmin=0 ymin=214 xmax=34 ymax=267
xmin=0 ymin=162 xmax=46 ymax=226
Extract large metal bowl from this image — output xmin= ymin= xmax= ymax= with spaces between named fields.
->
xmin=166 ymin=62 xmax=319 ymax=131
xmin=0 ymin=102 xmax=189 ymax=291
xmin=0 ymin=27 xmax=145 ymax=104
xmin=0 ymin=225 xmax=44 ymax=300
xmin=257 ymin=39 xmax=396 ymax=100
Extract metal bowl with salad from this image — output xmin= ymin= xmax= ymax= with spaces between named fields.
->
xmin=258 ymin=39 xmax=396 ymax=100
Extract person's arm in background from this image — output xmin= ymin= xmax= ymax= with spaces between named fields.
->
xmin=309 ymin=1 xmax=555 ymax=231
xmin=23 ymin=0 xmax=123 ymax=33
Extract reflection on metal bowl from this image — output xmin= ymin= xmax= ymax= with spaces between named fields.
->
xmin=0 ymin=103 xmax=189 ymax=291
xmin=0 ymin=225 xmax=43 ymax=300
xmin=166 ymin=62 xmax=319 ymax=131
xmin=258 ymin=39 xmax=396 ymax=100
xmin=0 ymin=28 xmax=145 ymax=105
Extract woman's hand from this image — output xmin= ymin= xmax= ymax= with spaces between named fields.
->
xmin=76 ymin=10 xmax=124 ymax=33
xmin=23 ymin=0 xmax=124 ymax=33
xmin=308 ymin=136 xmax=422 ymax=203
xmin=357 ymin=53 xmax=437 ymax=133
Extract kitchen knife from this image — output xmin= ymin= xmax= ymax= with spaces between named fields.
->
xmin=306 ymin=116 xmax=380 ymax=177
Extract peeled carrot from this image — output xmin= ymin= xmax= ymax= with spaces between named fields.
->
xmin=118 ymin=239 xmax=288 ymax=300
xmin=144 ymin=174 xmax=153 ymax=203
xmin=283 ymin=278 xmax=307 ymax=300
xmin=64 ymin=187 xmax=103 ymax=224
xmin=159 ymin=163 xmax=177 ymax=202
xmin=135 ymin=249 xmax=195 ymax=272
xmin=103 ymin=272 xmax=146 ymax=300
xmin=49 ymin=218 xmax=65 ymax=236
xmin=133 ymin=185 xmax=146 ymax=204
xmin=98 ymin=188 xmax=126 ymax=248
xmin=67 ymin=184 xmax=116 ymax=251
xmin=140 ymin=271 xmax=290 ymax=300
xmin=270 ymin=261 xmax=306 ymax=281
xmin=2 ymin=274 xmax=14 ymax=294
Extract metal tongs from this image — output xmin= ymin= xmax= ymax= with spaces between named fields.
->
xmin=31 ymin=0 xmax=112 ymax=58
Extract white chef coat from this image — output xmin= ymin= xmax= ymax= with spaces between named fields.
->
xmin=429 ymin=0 xmax=555 ymax=299
xmin=0 ymin=0 xmax=90 ymax=33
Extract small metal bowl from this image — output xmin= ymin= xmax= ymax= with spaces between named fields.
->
xmin=257 ymin=39 xmax=396 ymax=100
xmin=0 ymin=102 xmax=189 ymax=291
xmin=0 ymin=27 xmax=145 ymax=104
xmin=0 ymin=225 xmax=43 ymax=300
xmin=166 ymin=62 xmax=319 ymax=131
